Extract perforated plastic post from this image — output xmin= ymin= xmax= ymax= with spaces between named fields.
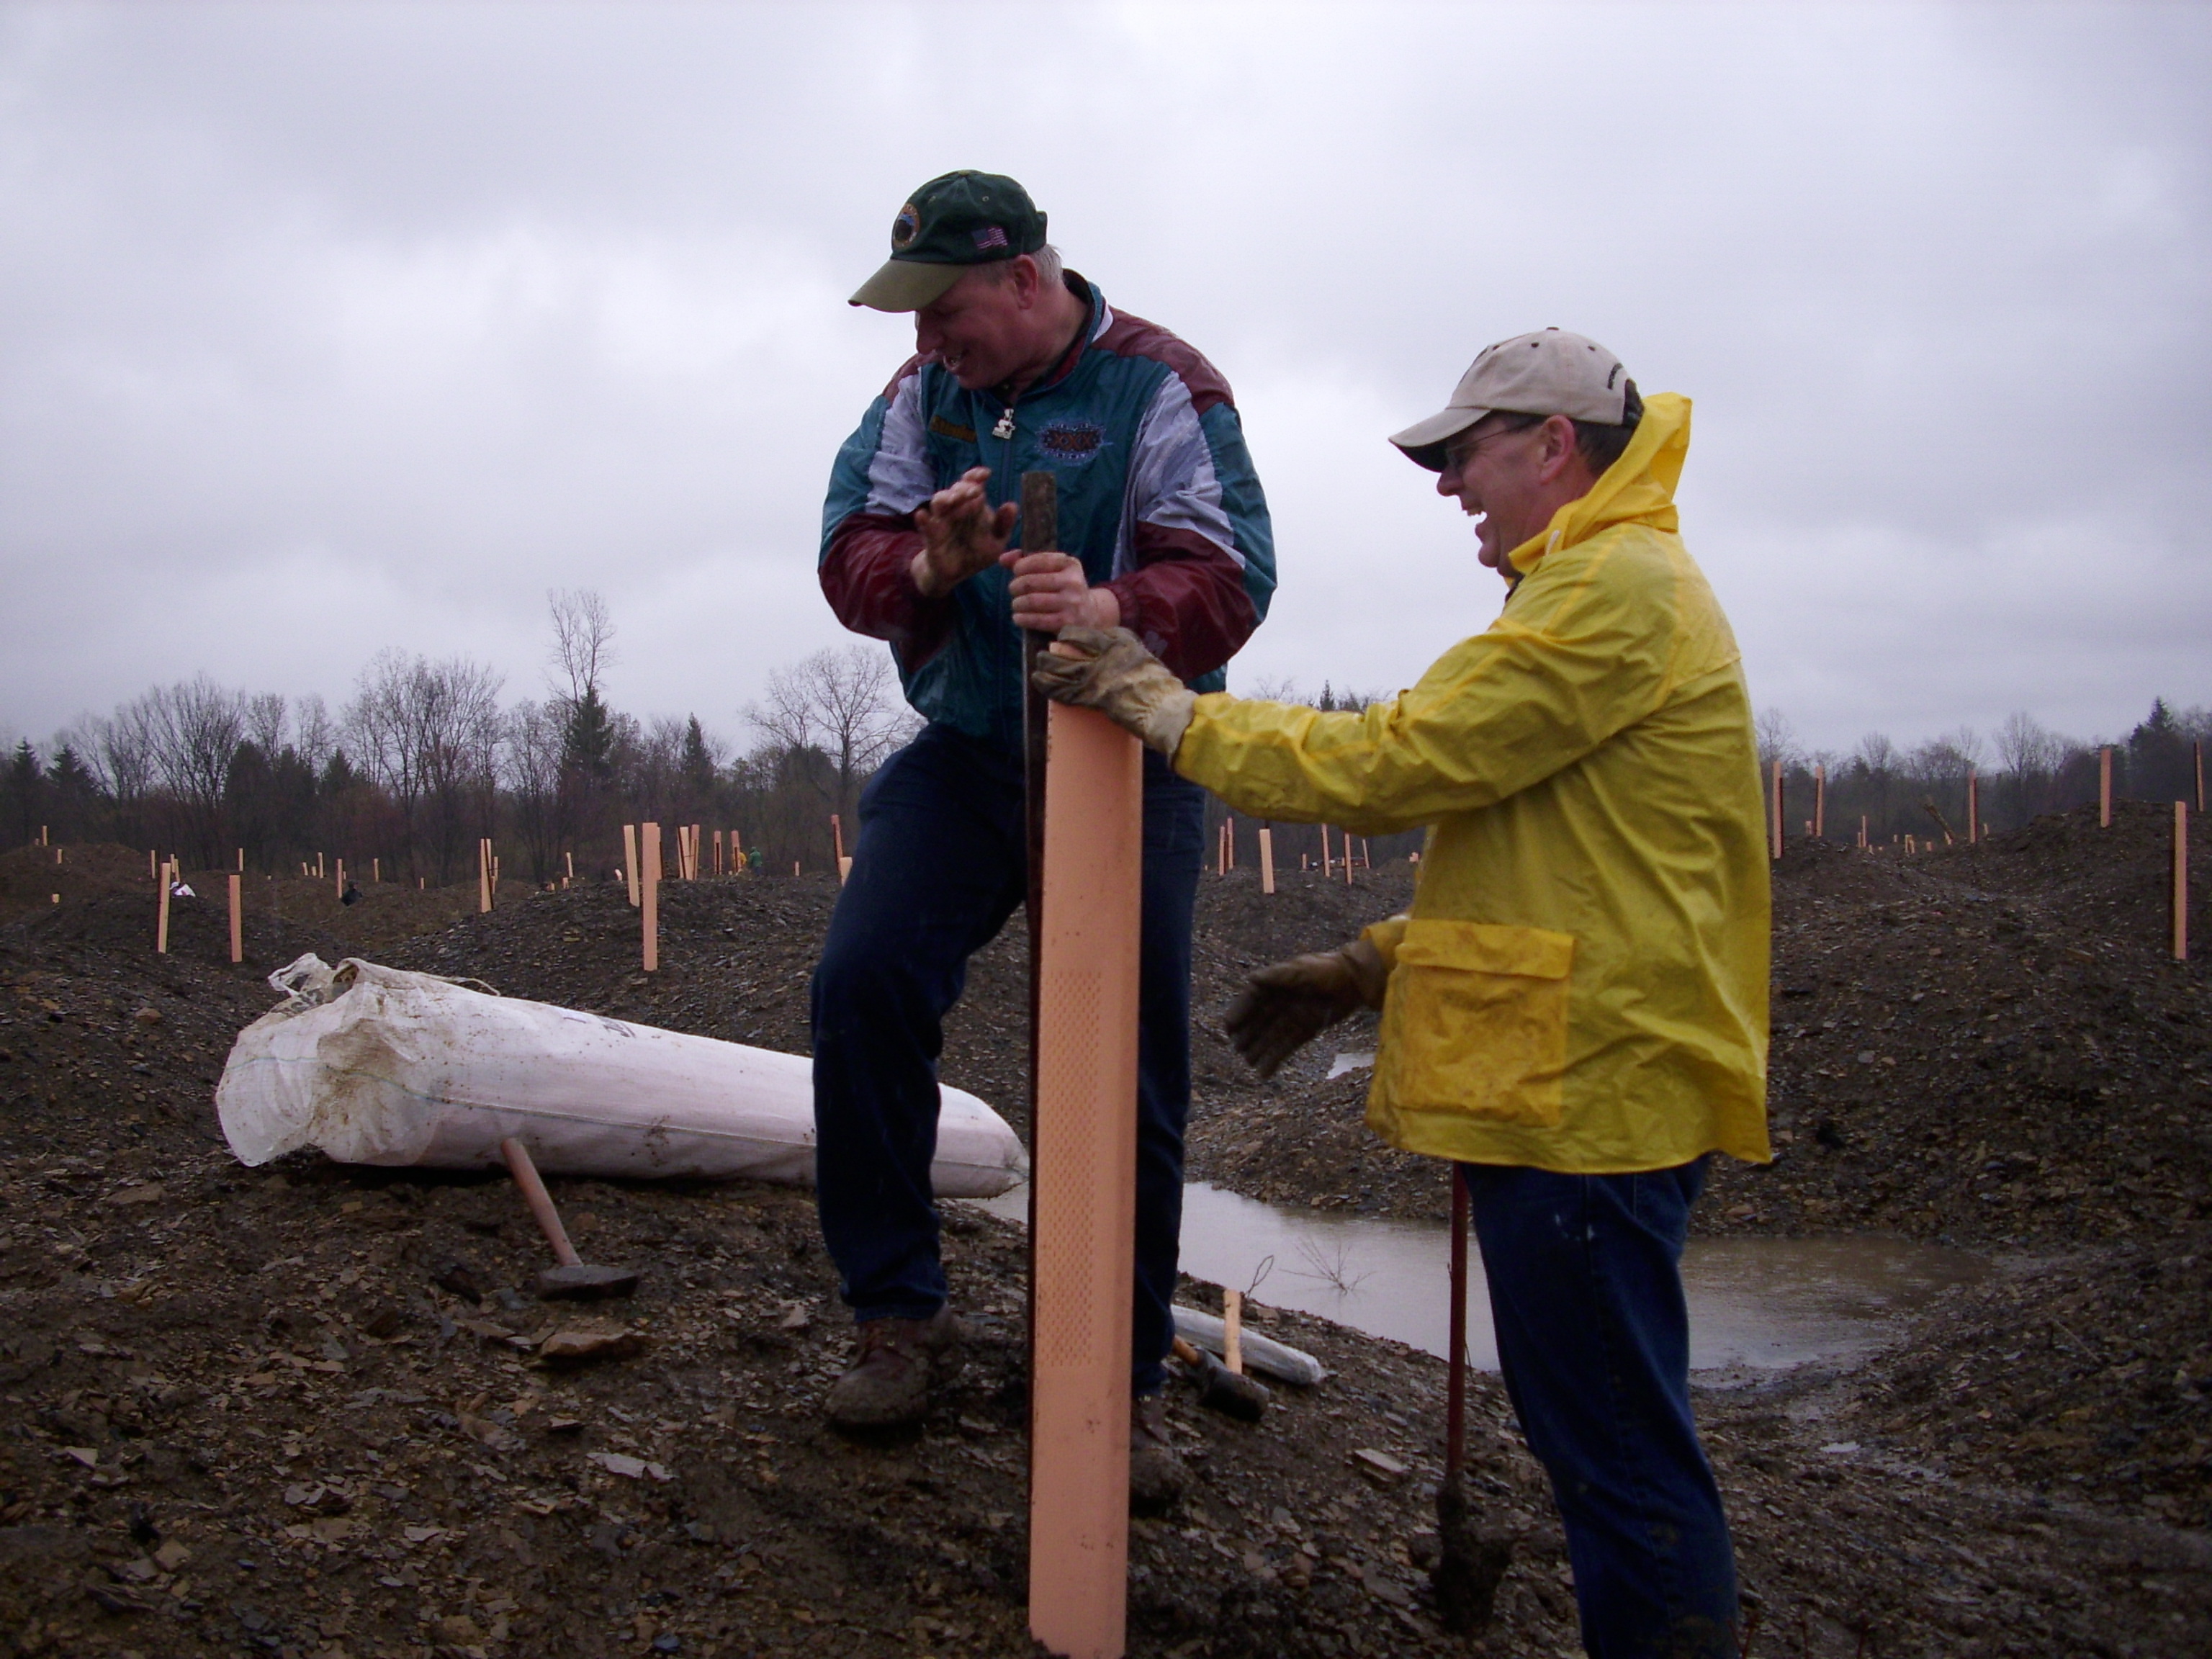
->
xmin=1028 ymin=701 xmax=1143 ymax=1659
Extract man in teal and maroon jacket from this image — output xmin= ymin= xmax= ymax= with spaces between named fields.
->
xmin=811 ymin=171 xmax=1274 ymax=1505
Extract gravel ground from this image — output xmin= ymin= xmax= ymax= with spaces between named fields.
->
xmin=0 ymin=825 xmax=2206 ymax=1655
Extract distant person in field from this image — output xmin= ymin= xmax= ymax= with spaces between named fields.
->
xmin=808 ymin=170 xmax=1274 ymax=1506
xmin=1036 ymin=331 xmax=1768 ymax=1654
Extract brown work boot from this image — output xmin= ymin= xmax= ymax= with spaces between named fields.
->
xmin=1128 ymin=1393 xmax=1190 ymax=1514
xmin=825 ymin=1308 xmax=965 ymax=1429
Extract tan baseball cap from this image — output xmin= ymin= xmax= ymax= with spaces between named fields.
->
xmin=1389 ymin=329 xmax=1630 ymax=469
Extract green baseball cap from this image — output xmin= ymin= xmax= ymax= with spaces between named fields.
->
xmin=848 ymin=171 xmax=1049 ymax=311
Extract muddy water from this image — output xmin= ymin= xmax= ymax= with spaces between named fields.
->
xmin=966 ymin=1181 xmax=1992 ymax=1374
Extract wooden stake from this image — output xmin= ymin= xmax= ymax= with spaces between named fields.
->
xmin=1966 ymin=772 xmax=1979 ymax=845
xmin=1770 ymin=760 xmax=1784 ymax=860
xmin=1259 ymin=827 xmax=1275 ymax=894
xmin=642 ymin=822 xmax=661 ymax=972
xmin=565 ymin=851 xmax=574 ymax=882
xmin=156 ymin=861 xmax=171 ymax=954
xmin=1223 ymin=1288 xmax=1244 ymax=1377
xmin=1860 ymin=814 xmax=1869 ymax=850
xmin=236 ymin=848 xmax=243 ymax=871
xmin=832 ymin=814 xmax=845 ymax=870
xmin=372 ymin=858 xmax=379 ymax=884
xmin=1814 ymin=765 xmax=1826 ymax=839
xmin=149 ymin=849 xmax=156 ymax=881
xmin=1028 ymin=700 xmax=1142 ymax=1659
xmin=622 ymin=825 xmax=640 ymax=907
xmin=1344 ymin=832 xmax=1354 ymax=885
xmin=712 ymin=831 xmax=722 ymax=876
xmin=2100 ymin=747 xmax=2113 ymax=827
xmin=478 ymin=839 xmax=492 ymax=914
xmin=2175 ymin=802 xmax=2190 ymax=962
xmin=2197 ymin=742 xmax=2205 ymax=814
xmin=336 ymin=858 xmax=344 ymax=899
xmin=1320 ymin=823 xmax=1332 ymax=876
xmin=228 ymin=873 xmax=243 ymax=964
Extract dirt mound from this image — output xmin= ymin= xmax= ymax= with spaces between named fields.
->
xmin=1841 ymin=1234 xmax=2212 ymax=1529
xmin=4 ymin=861 xmax=2209 ymax=1652
xmin=0 ymin=842 xmax=165 ymax=928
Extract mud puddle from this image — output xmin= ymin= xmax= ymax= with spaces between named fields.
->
xmin=967 ymin=1180 xmax=1992 ymax=1374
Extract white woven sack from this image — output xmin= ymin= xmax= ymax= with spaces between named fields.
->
xmin=216 ymin=956 xmax=1028 ymax=1197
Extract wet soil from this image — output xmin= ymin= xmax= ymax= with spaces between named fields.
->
xmin=0 ymin=825 xmax=2207 ymax=1655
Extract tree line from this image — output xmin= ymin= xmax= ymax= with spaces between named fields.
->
xmin=1754 ymin=701 xmax=2209 ymax=848
xmin=2 ymin=602 xmax=2203 ymax=880
xmin=0 ymin=592 xmax=918 ymax=885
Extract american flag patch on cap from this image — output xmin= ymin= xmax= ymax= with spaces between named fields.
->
xmin=971 ymin=225 xmax=1009 ymax=251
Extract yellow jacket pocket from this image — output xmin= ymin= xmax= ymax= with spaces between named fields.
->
xmin=1375 ymin=920 xmax=1575 ymax=1128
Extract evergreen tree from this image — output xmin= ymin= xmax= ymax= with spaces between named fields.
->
xmin=4 ymin=739 xmax=42 ymax=845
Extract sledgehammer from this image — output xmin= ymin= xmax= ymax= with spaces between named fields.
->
xmin=1172 ymin=1336 xmax=1270 ymax=1423
xmin=498 ymin=1137 xmax=641 ymax=1300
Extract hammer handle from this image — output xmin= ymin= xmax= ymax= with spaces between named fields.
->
xmin=500 ymin=1137 xmax=582 ymax=1267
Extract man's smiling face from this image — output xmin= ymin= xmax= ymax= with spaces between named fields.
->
xmin=912 ymin=268 xmax=1029 ymax=391
xmin=1437 ymin=415 xmax=1550 ymax=575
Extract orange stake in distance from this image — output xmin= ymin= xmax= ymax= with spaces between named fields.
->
xmin=2175 ymin=802 xmax=2190 ymax=962
xmin=642 ymin=822 xmax=662 ymax=972
xmin=228 ymin=873 xmax=243 ymax=963
xmin=1770 ymin=760 xmax=1784 ymax=860
xmin=622 ymin=824 xmax=640 ymax=907
xmin=1259 ymin=826 xmax=1275 ymax=894
xmin=2100 ymin=747 xmax=2113 ymax=827
xmin=156 ymin=860 xmax=171 ymax=954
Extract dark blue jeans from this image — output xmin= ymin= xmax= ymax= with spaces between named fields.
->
xmin=811 ymin=722 xmax=1206 ymax=1395
xmin=1460 ymin=1159 xmax=1737 ymax=1659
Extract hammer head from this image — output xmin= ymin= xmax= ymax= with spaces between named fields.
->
xmin=1189 ymin=1344 xmax=1270 ymax=1423
xmin=535 ymin=1263 xmax=641 ymax=1301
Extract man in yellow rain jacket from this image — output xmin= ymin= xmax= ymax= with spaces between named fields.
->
xmin=1035 ymin=330 xmax=1767 ymax=1658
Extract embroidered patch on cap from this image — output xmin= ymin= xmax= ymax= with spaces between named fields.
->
xmin=1038 ymin=419 xmax=1106 ymax=462
xmin=891 ymin=203 xmax=922 ymax=249
xmin=971 ymin=225 xmax=1009 ymax=251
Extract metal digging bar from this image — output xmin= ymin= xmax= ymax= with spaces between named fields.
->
xmin=1432 ymin=1165 xmax=1510 ymax=1631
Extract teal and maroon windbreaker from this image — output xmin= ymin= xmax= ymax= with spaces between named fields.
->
xmin=819 ymin=274 xmax=1276 ymax=753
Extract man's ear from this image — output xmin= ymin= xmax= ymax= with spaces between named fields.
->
xmin=1009 ymin=254 xmax=1041 ymax=308
xmin=1534 ymin=414 xmax=1581 ymax=484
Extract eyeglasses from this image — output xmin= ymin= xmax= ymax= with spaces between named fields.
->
xmin=1442 ymin=420 xmax=1542 ymax=473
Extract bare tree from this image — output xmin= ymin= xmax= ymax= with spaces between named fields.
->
xmin=144 ymin=675 xmax=246 ymax=864
xmin=1754 ymin=706 xmax=1799 ymax=770
xmin=1995 ymin=711 xmax=2064 ymax=822
xmin=344 ymin=652 xmax=504 ymax=881
xmin=504 ymin=700 xmax=565 ymax=881
xmin=243 ymin=693 xmax=287 ymax=762
xmin=548 ymin=588 xmax=617 ymax=707
xmin=747 ymin=646 xmax=918 ymax=822
xmin=295 ymin=694 xmax=337 ymax=774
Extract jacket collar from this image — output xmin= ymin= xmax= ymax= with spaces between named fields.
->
xmin=1506 ymin=392 xmax=1692 ymax=576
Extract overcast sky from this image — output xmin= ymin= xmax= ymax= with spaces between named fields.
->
xmin=2 ymin=1 xmax=2207 ymax=763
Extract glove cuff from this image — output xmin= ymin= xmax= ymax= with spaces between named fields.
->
xmin=1341 ymin=938 xmax=1390 ymax=1010
xmin=1139 ymin=688 xmax=1197 ymax=758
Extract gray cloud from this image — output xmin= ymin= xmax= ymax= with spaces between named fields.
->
xmin=2 ymin=1 xmax=2206 ymax=759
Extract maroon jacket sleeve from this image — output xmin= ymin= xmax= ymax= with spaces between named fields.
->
xmin=1105 ymin=525 xmax=1259 ymax=683
xmin=819 ymin=512 xmax=960 ymax=675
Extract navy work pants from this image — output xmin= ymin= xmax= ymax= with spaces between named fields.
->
xmin=1461 ymin=1158 xmax=1739 ymax=1659
xmin=811 ymin=722 xmax=1206 ymax=1395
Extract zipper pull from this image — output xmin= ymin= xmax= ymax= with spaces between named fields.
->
xmin=992 ymin=410 xmax=1015 ymax=441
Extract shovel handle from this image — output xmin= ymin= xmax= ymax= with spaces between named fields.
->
xmin=1445 ymin=1164 xmax=1469 ymax=1481
xmin=500 ymin=1137 xmax=582 ymax=1268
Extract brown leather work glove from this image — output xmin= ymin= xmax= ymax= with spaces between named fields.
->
xmin=1030 ymin=626 xmax=1197 ymax=757
xmin=1223 ymin=937 xmax=1390 ymax=1081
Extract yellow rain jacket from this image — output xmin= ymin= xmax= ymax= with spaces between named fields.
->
xmin=1174 ymin=393 xmax=1769 ymax=1173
